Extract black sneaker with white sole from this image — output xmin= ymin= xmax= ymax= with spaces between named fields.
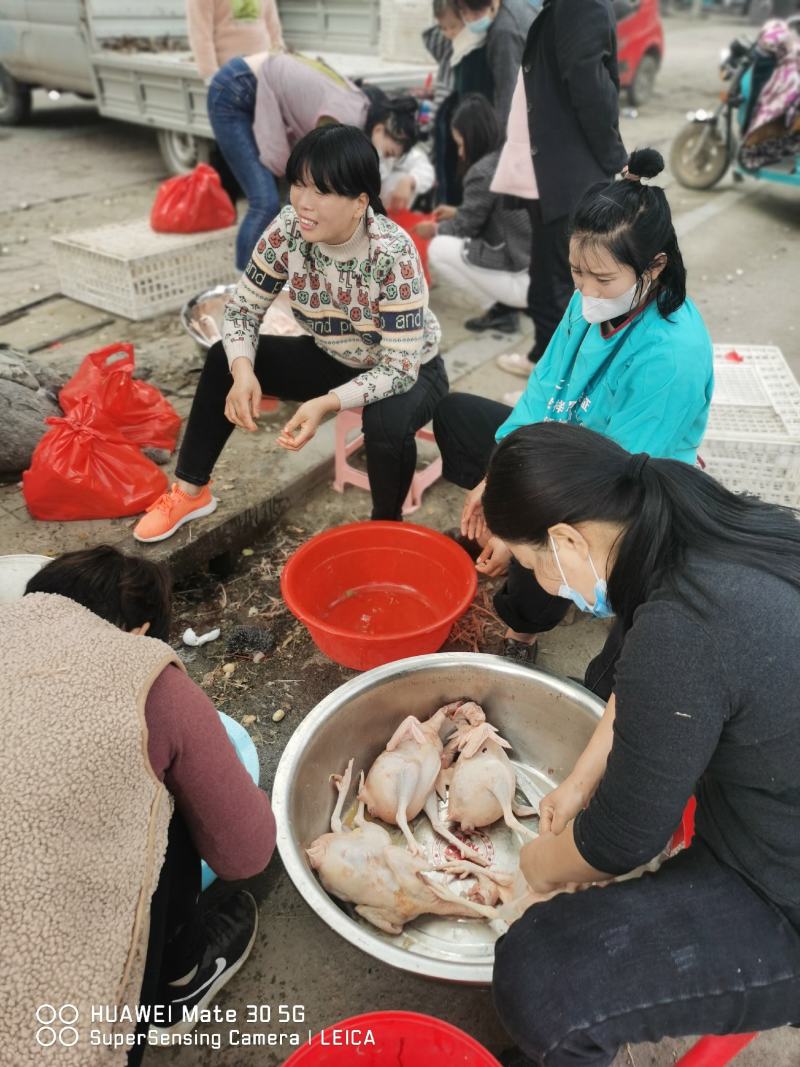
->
xmin=151 ymin=890 xmax=258 ymax=1035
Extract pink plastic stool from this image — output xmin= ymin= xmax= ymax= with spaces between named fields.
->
xmin=332 ymin=408 xmax=442 ymax=516
xmin=670 ymin=799 xmax=758 ymax=1066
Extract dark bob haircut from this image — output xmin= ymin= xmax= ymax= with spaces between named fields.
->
xmin=25 ymin=544 xmax=173 ymax=643
xmin=285 ymin=124 xmax=386 ymax=216
xmin=452 ymin=93 xmax=501 ymax=170
xmin=362 ymin=85 xmax=419 ymax=154
xmin=570 ymin=148 xmax=687 ymax=318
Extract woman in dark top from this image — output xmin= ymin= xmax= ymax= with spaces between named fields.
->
xmin=483 ymin=423 xmax=800 ymax=1067
xmin=419 ymin=94 xmax=531 ymax=335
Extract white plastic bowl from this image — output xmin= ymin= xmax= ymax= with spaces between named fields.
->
xmin=0 ymin=554 xmax=53 ymax=604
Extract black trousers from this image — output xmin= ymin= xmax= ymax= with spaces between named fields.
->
xmin=526 ymin=202 xmax=573 ymax=363
xmin=493 ymin=840 xmax=800 ymax=1067
xmin=176 ymin=338 xmax=449 ymax=521
xmin=129 ymin=812 xmax=201 ymax=1067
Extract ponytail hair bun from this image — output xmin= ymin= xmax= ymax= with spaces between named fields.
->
xmin=626 ymin=148 xmax=665 ymax=181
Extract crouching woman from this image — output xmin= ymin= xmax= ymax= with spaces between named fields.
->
xmin=1 ymin=546 xmax=276 ymax=1066
xmin=484 ymin=423 xmax=800 ymax=1066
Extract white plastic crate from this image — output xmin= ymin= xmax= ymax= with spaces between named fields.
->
xmin=52 ymin=218 xmax=237 ymax=321
xmin=380 ymin=0 xmax=434 ymax=64
xmin=700 ymin=344 xmax=800 ymax=509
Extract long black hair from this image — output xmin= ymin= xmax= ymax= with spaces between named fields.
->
xmin=452 ymin=93 xmax=501 ymax=170
xmin=285 ymin=124 xmax=386 ymax=215
xmin=25 ymin=545 xmax=173 ymax=642
xmin=361 ymin=85 xmax=419 ymax=154
xmin=571 ymin=148 xmax=686 ymax=318
xmin=483 ymin=423 xmax=800 ymax=632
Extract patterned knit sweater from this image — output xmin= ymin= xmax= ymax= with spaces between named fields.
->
xmin=222 ymin=206 xmax=441 ymax=410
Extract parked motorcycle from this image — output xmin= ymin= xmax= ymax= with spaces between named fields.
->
xmin=670 ymin=18 xmax=800 ymax=189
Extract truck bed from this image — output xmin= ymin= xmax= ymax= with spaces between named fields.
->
xmin=91 ymin=47 xmax=434 ymax=136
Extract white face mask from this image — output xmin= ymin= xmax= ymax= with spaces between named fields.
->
xmin=581 ymin=279 xmax=646 ymax=325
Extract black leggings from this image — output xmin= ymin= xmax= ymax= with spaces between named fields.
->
xmin=176 ymin=338 xmax=449 ymax=521
xmin=128 ymin=812 xmax=201 ymax=1067
xmin=494 ymin=840 xmax=800 ymax=1067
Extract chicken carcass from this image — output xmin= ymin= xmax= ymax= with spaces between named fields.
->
xmin=442 ymin=714 xmax=537 ymax=839
xmin=357 ymin=701 xmax=488 ymax=864
xmin=307 ymin=760 xmax=513 ymax=935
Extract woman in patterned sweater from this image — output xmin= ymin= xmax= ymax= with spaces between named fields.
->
xmin=134 ymin=125 xmax=448 ymax=541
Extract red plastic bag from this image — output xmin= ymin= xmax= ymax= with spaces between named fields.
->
xmin=60 ymin=343 xmax=182 ymax=451
xmin=150 ymin=163 xmax=236 ymax=234
xmin=22 ymin=399 xmax=168 ymax=521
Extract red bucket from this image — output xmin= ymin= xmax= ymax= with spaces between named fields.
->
xmin=283 ymin=1011 xmax=501 ymax=1066
xmin=281 ymin=522 xmax=477 ymax=671
xmin=388 ymin=209 xmax=435 ymax=284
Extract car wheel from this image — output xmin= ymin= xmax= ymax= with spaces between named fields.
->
xmin=156 ymin=129 xmax=212 ymax=175
xmin=0 ymin=65 xmax=32 ymax=126
xmin=670 ymin=121 xmax=732 ymax=189
xmin=628 ymin=53 xmax=660 ymax=108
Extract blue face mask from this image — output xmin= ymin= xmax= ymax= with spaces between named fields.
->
xmin=549 ymin=535 xmax=614 ymax=619
xmin=468 ymin=14 xmax=493 ymax=33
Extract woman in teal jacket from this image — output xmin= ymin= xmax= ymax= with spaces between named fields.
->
xmin=433 ymin=148 xmax=713 ymax=670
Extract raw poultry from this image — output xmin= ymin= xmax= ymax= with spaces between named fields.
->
xmin=307 ymin=760 xmax=514 ymax=935
xmin=357 ymin=700 xmax=489 ymax=864
xmin=441 ymin=706 xmax=538 ymax=840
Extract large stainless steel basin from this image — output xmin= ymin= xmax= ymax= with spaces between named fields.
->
xmin=272 ymin=653 xmax=603 ymax=984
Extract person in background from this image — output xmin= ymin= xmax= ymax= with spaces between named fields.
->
xmin=454 ymin=0 xmax=537 ymax=126
xmin=434 ymin=149 xmax=713 ymax=668
xmin=134 ymin=125 xmax=446 ymax=543
xmin=422 ymin=0 xmax=462 ymax=121
xmin=430 ymin=0 xmax=496 ymax=205
xmin=1 ymin=546 xmax=276 ymax=1067
xmin=493 ymin=0 xmax=627 ymax=378
xmin=186 ymin=0 xmax=284 ymax=84
xmin=207 ymin=51 xmax=433 ymax=270
xmin=484 ymin=423 xmax=800 ymax=1067
xmin=417 ymin=94 xmax=531 ymax=334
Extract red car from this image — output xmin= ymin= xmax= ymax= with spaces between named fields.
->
xmin=614 ymin=0 xmax=665 ymax=106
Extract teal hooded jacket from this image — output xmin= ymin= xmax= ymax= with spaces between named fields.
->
xmin=496 ymin=292 xmax=714 ymax=463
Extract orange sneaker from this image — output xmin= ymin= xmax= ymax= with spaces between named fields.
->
xmin=133 ymin=483 xmax=217 ymax=543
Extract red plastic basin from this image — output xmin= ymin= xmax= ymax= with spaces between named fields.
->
xmin=283 ymin=1011 xmax=501 ymax=1066
xmin=281 ymin=522 xmax=477 ymax=671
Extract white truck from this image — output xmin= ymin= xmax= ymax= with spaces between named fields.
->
xmin=0 ymin=0 xmax=434 ymax=173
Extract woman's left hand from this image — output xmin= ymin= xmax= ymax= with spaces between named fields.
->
xmin=433 ymin=204 xmax=457 ymax=221
xmin=475 ymin=536 xmax=511 ymax=577
xmin=388 ymin=175 xmax=416 ymax=212
xmin=518 ymin=836 xmax=560 ymax=895
xmin=277 ymin=394 xmax=340 ymax=452
xmin=414 ymin=220 xmax=437 ymax=239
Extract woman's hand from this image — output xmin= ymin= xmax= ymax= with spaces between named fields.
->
xmin=433 ymin=204 xmax=457 ymax=221
xmin=538 ymin=778 xmax=588 ymax=836
xmin=277 ymin=393 xmax=340 ymax=452
xmin=225 ymin=359 xmax=262 ymax=432
xmin=388 ymin=175 xmax=416 ymax=212
xmin=461 ymin=478 xmax=487 ymax=541
xmin=475 ymin=536 xmax=511 ymax=577
xmin=414 ymin=220 xmax=437 ymax=240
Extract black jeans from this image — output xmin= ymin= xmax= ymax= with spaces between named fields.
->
xmin=526 ymin=202 xmax=573 ymax=363
xmin=176 ymin=338 xmax=449 ymax=521
xmin=493 ymin=840 xmax=800 ymax=1067
xmin=129 ymin=812 xmax=201 ymax=1067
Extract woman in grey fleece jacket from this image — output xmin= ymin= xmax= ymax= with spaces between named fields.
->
xmin=419 ymin=94 xmax=532 ymax=334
